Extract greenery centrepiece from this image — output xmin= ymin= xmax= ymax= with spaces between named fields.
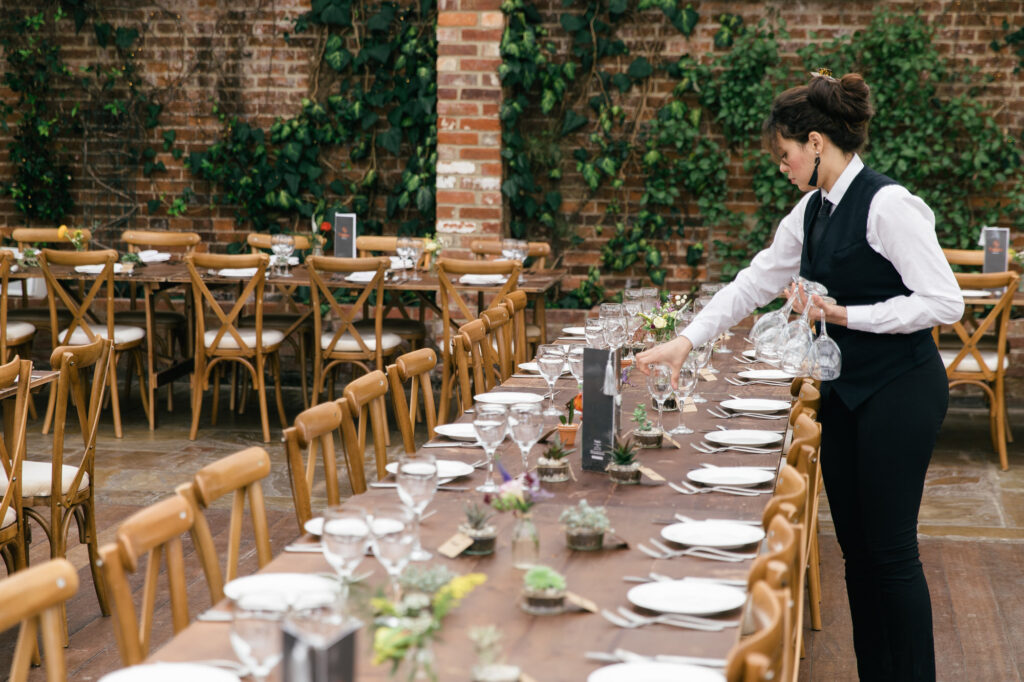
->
xmin=560 ymin=498 xmax=611 ymax=550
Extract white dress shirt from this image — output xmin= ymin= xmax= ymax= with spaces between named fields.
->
xmin=682 ymin=155 xmax=965 ymax=348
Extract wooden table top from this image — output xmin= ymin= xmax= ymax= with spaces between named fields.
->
xmin=0 ymin=370 xmax=58 ymax=401
xmin=148 ymin=334 xmax=790 ymax=680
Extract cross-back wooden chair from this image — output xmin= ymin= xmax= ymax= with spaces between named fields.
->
xmin=283 ymin=398 xmax=367 ymax=532
xmin=39 ymin=248 xmax=149 ymax=438
xmin=791 ymin=442 xmax=824 ymax=636
xmin=176 ymin=446 xmax=272 ymax=604
xmin=99 ymin=494 xmax=199 ymax=666
xmin=761 ymin=463 xmax=806 ymax=529
xmin=785 ymin=411 xmax=820 ymax=467
xmin=501 ymin=289 xmax=539 ymax=365
xmin=18 ymin=338 xmax=113 ymax=634
xmin=454 ymin=318 xmax=502 ymax=414
xmin=185 ymin=252 xmax=286 ymax=443
xmin=387 ymin=348 xmax=438 ymax=454
xmin=0 ymin=251 xmax=37 ymax=367
xmin=0 ymin=357 xmax=32 ymax=579
xmin=11 ymin=227 xmax=92 ymax=252
xmin=725 ymin=580 xmax=786 ymax=682
xmin=942 ymin=248 xmax=984 ymax=268
xmin=354 ymin=235 xmax=429 ymax=350
xmin=469 ymin=239 xmax=551 ymax=270
xmin=481 ymin=304 xmax=515 ymax=381
xmin=343 ymin=370 xmax=392 ymax=482
xmin=0 ymin=558 xmax=78 ymax=682
xmin=307 ymin=255 xmax=401 ymax=402
xmin=435 ymin=257 xmax=521 ymax=424
xmin=745 ymin=514 xmax=802 ymax=682
xmin=937 ymin=270 xmax=1019 ymax=470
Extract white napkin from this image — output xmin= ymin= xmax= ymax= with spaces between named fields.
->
xmin=459 ymin=274 xmax=507 ymax=286
xmin=217 ymin=267 xmax=259 ymax=277
xmin=0 ymin=247 xmax=21 ymax=259
xmin=390 ymin=256 xmax=410 ymax=269
xmin=74 ymin=264 xmax=124 ymax=275
xmin=345 ymin=270 xmax=377 ymax=283
xmin=138 ymin=250 xmax=172 ymax=263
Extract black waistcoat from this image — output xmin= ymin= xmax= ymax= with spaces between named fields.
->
xmin=799 ymin=166 xmax=936 ymax=410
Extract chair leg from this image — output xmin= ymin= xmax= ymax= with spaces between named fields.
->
xmin=189 ymin=365 xmax=206 ymax=441
xmin=271 ymin=352 xmax=287 ymax=429
xmin=254 ymin=359 xmax=271 ymax=443
xmin=996 ymin=387 xmax=1009 ymax=471
xmin=211 ymin=364 xmax=221 ymax=427
xmin=229 ymin=363 xmax=238 ymax=411
xmin=298 ymin=332 xmax=310 ymax=410
xmin=808 ymin=529 xmax=823 ymax=630
xmin=108 ymin=352 xmax=124 ymax=439
xmin=132 ymin=348 xmax=151 ymax=427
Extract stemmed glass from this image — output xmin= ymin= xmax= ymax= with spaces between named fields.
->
xmin=646 ymin=362 xmax=674 ymax=432
xmin=515 ymin=239 xmax=529 ymax=261
xmin=395 ymin=453 xmax=438 ymax=561
xmin=369 ymin=504 xmax=415 ymax=601
xmin=641 ymin=287 xmax=659 ymax=316
xmin=321 ymin=504 xmax=370 ymax=603
xmin=751 ymin=295 xmax=796 ymax=343
xmin=536 ymin=344 xmax=567 ymax=417
xmin=811 ymin=308 xmax=842 ymax=380
xmin=670 ymin=359 xmax=699 ymax=435
xmin=508 ymin=402 xmax=544 ymax=474
xmin=501 ymin=238 xmax=519 ymax=260
xmin=407 ymin=238 xmax=423 ymax=281
xmin=584 ymin=319 xmax=605 ymax=348
xmin=567 ymin=346 xmax=584 ymax=392
xmin=600 ymin=313 xmax=627 ymax=394
xmin=473 ymin=403 xmax=508 ymax=493
xmin=623 ymin=289 xmax=644 ymax=362
xmin=230 ymin=592 xmax=287 ymax=682
xmin=396 ymin=237 xmax=413 ymax=282
xmin=271 ymin=234 xmax=295 ymax=277
xmin=690 ymin=341 xmax=711 ymax=403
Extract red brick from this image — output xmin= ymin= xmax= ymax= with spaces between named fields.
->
xmin=438 ymin=12 xmax=478 ymax=27
xmin=436 ymin=190 xmax=476 ymax=205
xmin=437 ymin=131 xmax=479 ymax=145
xmin=459 ymin=147 xmax=501 ymax=160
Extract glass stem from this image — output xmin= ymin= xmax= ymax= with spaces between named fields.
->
xmin=657 ymin=402 xmax=664 ymax=431
xmin=520 ymin=444 xmax=530 ymax=473
xmin=484 ymin=448 xmax=496 ymax=488
xmin=411 ymin=510 xmax=424 ymax=554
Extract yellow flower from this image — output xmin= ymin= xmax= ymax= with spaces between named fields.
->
xmin=653 ymin=316 xmax=667 ymax=329
xmin=434 ymin=572 xmax=486 ymax=608
xmin=57 ymin=224 xmax=68 ymax=239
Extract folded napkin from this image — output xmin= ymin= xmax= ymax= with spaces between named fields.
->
xmin=345 ymin=270 xmax=378 ymax=283
xmin=0 ymin=247 xmax=21 ymax=259
xmin=138 ymin=250 xmax=172 ymax=263
xmin=74 ymin=263 xmax=124 ymax=275
xmin=217 ymin=267 xmax=259 ymax=277
xmin=274 ymin=256 xmax=300 ymax=266
xmin=390 ymin=256 xmax=410 ymax=269
xmin=459 ymin=274 xmax=507 ymax=286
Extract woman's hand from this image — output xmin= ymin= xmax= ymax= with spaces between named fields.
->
xmin=787 ymin=284 xmax=848 ymax=327
xmin=635 ymin=335 xmax=693 ymax=388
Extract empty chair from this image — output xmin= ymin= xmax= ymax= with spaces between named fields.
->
xmin=0 ymin=251 xmax=36 ymax=365
xmin=343 ymin=370 xmax=392 ymax=482
xmin=480 ymin=305 xmax=515 ymax=381
xmin=0 ymin=357 xmax=32 ymax=578
xmin=454 ymin=319 xmax=502 ymax=414
xmin=941 ymin=248 xmax=984 ymax=268
xmin=791 ymin=442 xmax=824 ymax=637
xmin=761 ymin=463 xmax=807 ymax=529
xmin=745 ymin=515 xmax=802 ymax=682
xmin=0 ymin=558 xmax=79 ymax=682
xmin=386 ymin=348 xmax=438 ymax=454
xmin=725 ymin=580 xmax=786 ymax=682
xmin=11 ymin=227 xmax=92 ymax=252
xmin=354 ymin=235 xmax=429 ymax=349
xmin=469 ymin=239 xmax=551 ymax=270
xmin=177 ymin=446 xmax=273 ymax=604
xmin=501 ymin=290 xmax=539 ymax=365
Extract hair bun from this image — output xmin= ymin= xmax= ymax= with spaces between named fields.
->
xmin=807 ymin=72 xmax=874 ymax=126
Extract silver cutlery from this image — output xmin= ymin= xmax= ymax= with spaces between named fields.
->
xmin=669 ymin=481 xmax=768 ymax=497
xmin=675 ymin=514 xmax=764 ymax=526
xmin=651 ymin=573 xmax=748 ymax=588
xmin=707 ymin=406 xmax=786 ymax=420
xmin=700 ymin=462 xmax=778 ymax=471
xmin=725 ymin=377 xmax=792 ymax=387
xmin=690 ymin=442 xmax=778 ymax=455
xmin=637 ymin=542 xmax=751 ymax=563
xmin=369 ymin=482 xmax=469 ymax=491
xmin=616 ymin=607 xmax=737 ymax=630
xmin=584 ymin=649 xmax=727 ymax=669
xmin=647 ymin=538 xmax=756 ymax=561
xmin=422 ymin=441 xmax=483 ymax=449
xmin=599 ymin=609 xmax=725 ymax=632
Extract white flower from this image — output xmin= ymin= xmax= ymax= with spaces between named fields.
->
xmin=424 ymin=240 xmax=439 ymax=252
xmin=653 ymin=316 xmax=667 ymax=329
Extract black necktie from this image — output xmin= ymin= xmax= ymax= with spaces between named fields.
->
xmin=809 ymin=196 xmax=833 ymax=261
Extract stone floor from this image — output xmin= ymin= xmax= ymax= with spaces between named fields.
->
xmin=5 ymin=381 xmax=1024 ymax=680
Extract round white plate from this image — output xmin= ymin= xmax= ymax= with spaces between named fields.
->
xmin=474 ymin=391 xmax=544 ymax=405
xmin=588 ymin=662 xmax=725 ymax=682
xmin=224 ymin=572 xmax=338 ymax=603
xmin=434 ymin=423 xmax=479 ymax=442
xmin=561 ymin=326 xmax=586 ymax=336
xmin=627 ymin=580 xmax=747 ymax=616
xmin=960 ymin=289 xmax=992 ymax=298
xmin=304 ymin=516 xmax=324 ymax=536
xmin=705 ymin=429 xmax=783 ymax=447
xmin=518 ymin=361 xmax=569 ymax=375
xmin=738 ymin=369 xmax=793 ymax=381
xmin=101 ymin=664 xmax=239 ymax=682
xmin=661 ymin=520 xmax=766 ymax=549
xmin=742 ymin=348 xmax=757 ymax=359
xmin=385 ymin=459 xmax=474 ymax=479
xmin=720 ymin=398 xmax=790 ymax=413
xmin=687 ymin=467 xmax=776 ymax=488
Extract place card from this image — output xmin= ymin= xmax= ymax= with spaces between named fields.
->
xmin=438 ymin=532 xmax=474 ymax=558
xmin=564 ymin=591 xmax=599 ymax=613
xmin=683 ymin=397 xmax=698 ymax=413
xmin=332 ymin=212 xmax=357 ymax=258
xmin=580 ymin=347 xmax=618 ymax=472
xmin=637 ymin=465 xmax=665 ymax=482
xmin=700 ymin=368 xmax=718 ymax=381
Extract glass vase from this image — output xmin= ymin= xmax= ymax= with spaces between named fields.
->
xmin=511 ymin=512 xmax=539 ymax=569
xmin=396 ymin=639 xmax=436 ymax=682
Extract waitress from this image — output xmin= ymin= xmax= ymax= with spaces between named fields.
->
xmin=637 ymin=71 xmax=963 ymax=681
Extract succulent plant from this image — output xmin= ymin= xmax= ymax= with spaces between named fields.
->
xmin=463 ymin=502 xmax=495 ymax=530
xmin=559 ymin=499 xmax=611 ymax=533
xmin=541 ymin=439 xmax=571 ymax=461
xmin=607 ymin=435 xmax=638 ymax=466
xmin=469 ymin=625 xmax=504 ymax=667
xmin=559 ymin=400 xmax=575 ymax=425
xmin=631 ymin=405 xmax=654 ymax=432
xmin=120 ymin=252 xmax=143 ymax=265
xmin=523 ymin=565 xmax=566 ymax=592
xmin=398 ymin=564 xmax=457 ymax=595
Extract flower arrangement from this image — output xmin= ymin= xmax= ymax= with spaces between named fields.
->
xmin=56 ymin=224 xmax=87 ymax=251
xmin=1011 ymin=248 xmax=1022 ymax=267
xmin=559 ymin=499 xmax=611 ymax=534
xmin=637 ymin=293 xmax=688 ymax=343
xmin=17 ymin=246 xmax=39 ymax=268
xmin=484 ymin=465 xmax=551 ymax=515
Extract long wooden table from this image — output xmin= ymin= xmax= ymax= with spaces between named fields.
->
xmin=146 ymin=333 xmax=791 ymax=680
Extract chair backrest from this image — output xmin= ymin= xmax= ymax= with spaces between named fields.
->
xmin=502 ymin=290 xmax=530 ymax=365
xmin=0 ymin=251 xmax=13 ymax=362
xmin=786 ymin=411 xmax=821 ymax=467
xmin=0 ymin=357 xmax=32 ymax=557
xmin=942 ymin=271 xmax=1019 ymax=381
xmin=185 ymin=253 xmax=269 ymax=356
xmin=121 ymin=229 xmax=201 ymax=252
xmin=307 ymin=255 xmax=389 ymax=372
xmin=480 ymin=304 xmax=514 ymax=380
xmin=283 ymin=398 xmax=367 ymax=531
xmin=38 ymin=249 xmax=118 ymax=347
xmin=744 ymin=514 xmax=801 ymax=682
xmin=789 ymin=382 xmax=820 ymax=426
xmin=99 ymin=494 xmax=198 ymax=665
xmin=177 ymin=447 xmax=272 ymax=604
xmin=343 ymin=370 xmax=391 ymax=481
xmin=386 ymin=348 xmax=438 ymax=454
xmin=0 ymin=558 xmax=79 ymax=682
xmin=435 ymin=257 xmax=521 ymax=355
xmin=356 ymin=235 xmax=429 ymax=268
xmin=454 ymin=319 xmax=500 ymax=413
xmin=12 ymin=227 xmax=92 ymax=250
xmin=246 ymin=232 xmax=312 ymax=252
xmin=761 ymin=464 xmax=807 ymax=528
xmin=725 ymin=580 xmax=786 ymax=682
xmin=942 ymin=248 xmax=984 ymax=268
xmin=469 ymin=240 xmax=551 ymax=270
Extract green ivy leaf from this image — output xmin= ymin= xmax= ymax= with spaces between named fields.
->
xmin=612 ymin=73 xmax=631 ymax=92
xmin=627 ymin=57 xmax=653 ymax=81
xmin=379 ymin=127 xmax=402 ymax=155
xmin=562 ymin=110 xmax=587 ymax=136
xmin=114 ymin=27 xmax=139 ymax=50
xmin=93 ymin=22 xmax=112 ymax=48
xmin=560 ymin=14 xmax=587 ymax=33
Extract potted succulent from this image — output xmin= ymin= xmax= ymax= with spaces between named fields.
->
xmin=556 ymin=400 xmax=580 ymax=446
xmin=559 ymin=499 xmax=611 ymax=551
xmin=459 ymin=502 xmax=498 ymax=556
xmin=120 ymin=251 xmax=142 ymax=275
xmin=605 ymin=436 xmax=641 ymax=485
xmin=536 ymin=439 xmax=571 ymax=483
xmin=469 ymin=626 xmax=521 ymax=682
xmin=520 ymin=565 xmax=566 ymax=615
xmin=630 ymin=405 xmax=663 ymax=449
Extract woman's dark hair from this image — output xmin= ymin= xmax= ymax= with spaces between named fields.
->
xmin=763 ymin=73 xmax=874 ymax=157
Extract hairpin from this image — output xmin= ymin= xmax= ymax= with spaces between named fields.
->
xmin=809 ymin=67 xmax=836 ymax=81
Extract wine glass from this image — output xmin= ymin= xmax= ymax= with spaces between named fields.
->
xmin=230 ymin=592 xmax=287 ymax=682
xmin=473 ymin=402 xmax=508 ymax=493
xmin=647 ymin=362 xmax=673 ymax=432
xmin=501 ymin=238 xmax=518 ymax=260
xmin=508 ymin=402 xmax=544 ymax=474
xmin=670 ymin=360 xmax=699 ymax=435
xmin=751 ymin=295 xmax=796 ymax=343
xmin=407 ymin=238 xmax=423 ymax=281
xmin=396 ymin=453 xmax=438 ymax=561
xmin=271 ymin=234 xmax=294 ymax=277
xmin=690 ymin=341 xmax=711 ymax=403
xmin=515 ymin=239 xmax=529 ymax=261
xmin=369 ymin=504 xmax=415 ymax=601
xmin=811 ymin=308 xmax=842 ymax=380
xmin=641 ymin=287 xmax=659 ymax=315
xmin=584 ymin=319 xmax=605 ymax=348
xmin=536 ymin=344 xmax=567 ymax=417
xmin=567 ymin=346 xmax=584 ymax=392
xmin=396 ymin=237 xmax=412 ymax=282
xmin=321 ymin=504 xmax=370 ymax=603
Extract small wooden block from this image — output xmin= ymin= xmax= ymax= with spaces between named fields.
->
xmin=564 ymin=591 xmax=599 ymax=614
xmin=638 ymin=465 xmax=666 ymax=482
xmin=438 ymin=532 xmax=474 ymax=558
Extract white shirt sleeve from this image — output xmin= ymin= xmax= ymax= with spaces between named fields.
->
xmin=845 ymin=185 xmax=965 ymax=332
xmin=681 ymin=192 xmax=814 ymax=347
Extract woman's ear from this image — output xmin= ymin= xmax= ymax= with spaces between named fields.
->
xmin=807 ymin=131 xmax=824 ymax=153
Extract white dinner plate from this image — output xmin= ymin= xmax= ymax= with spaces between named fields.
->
xmin=687 ymin=467 xmax=776 ymax=488
xmin=345 ymin=270 xmax=377 ymax=283
xmin=385 ymin=459 xmax=474 ymax=479
xmin=101 ymin=664 xmax=239 ymax=682
xmin=720 ymin=398 xmax=790 ymax=413
xmin=223 ymin=572 xmax=338 ymax=603
xmin=433 ymin=423 xmax=479 ymax=442
xmin=960 ymin=289 xmax=992 ymax=298
xmin=138 ymin=250 xmax=172 ymax=263
xmin=705 ymin=429 xmax=783 ymax=447
xmin=474 ymin=391 xmax=544 ymax=405
xmin=588 ymin=662 xmax=725 ymax=682
xmin=742 ymin=348 xmax=757 ymax=359
xmin=304 ymin=516 xmax=325 ymax=536
xmin=627 ymin=580 xmax=747 ymax=616
xmin=518 ymin=361 xmax=569 ymax=375
xmin=661 ymin=520 xmax=766 ymax=549
xmin=217 ymin=268 xmax=258 ymax=278
xmin=561 ymin=326 xmax=586 ymax=336
xmin=737 ymin=369 xmax=794 ymax=381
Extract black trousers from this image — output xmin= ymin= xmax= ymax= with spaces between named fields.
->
xmin=818 ymin=353 xmax=947 ymax=682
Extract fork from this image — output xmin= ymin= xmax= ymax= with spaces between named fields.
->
xmin=690 ymin=442 xmax=778 ymax=455
xmin=725 ymin=377 xmax=791 ymax=387
xmin=649 ymin=538 xmax=756 ymax=560
xmin=669 ymin=481 xmax=764 ymax=497
xmin=637 ymin=542 xmax=751 ymax=562
xmin=707 ymin=407 xmax=786 ymax=420
xmin=599 ymin=609 xmax=724 ymax=632
xmin=616 ymin=606 xmax=737 ymax=629
xmin=674 ymin=480 xmax=770 ymax=496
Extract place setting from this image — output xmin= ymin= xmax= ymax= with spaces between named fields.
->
xmin=706 ymin=397 xmax=790 ymax=421
xmin=724 ymin=368 xmax=794 ymax=387
xmin=637 ymin=518 xmax=764 ymax=562
xmin=690 ymin=427 xmax=783 ymax=455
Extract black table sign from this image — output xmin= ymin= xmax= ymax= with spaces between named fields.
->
xmin=580 ymin=347 xmax=618 ymax=472
xmin=332 ymin=212 xmax=357 ymax=258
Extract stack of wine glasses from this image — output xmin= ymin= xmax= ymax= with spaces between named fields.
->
xmin=270 ymin=234 xmax=295 ymax=278
xmin=536 ymin=345 xmax=567 ymax=417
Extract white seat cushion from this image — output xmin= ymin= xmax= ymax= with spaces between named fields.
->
xmin=356 ymin=319 xmax=427 ymax=337
xmin=0 ymin=461 xmax=89 ymax=497
xmin=526 ymin=323 xmax=541 ymax=339
xmin=321 ymin=331 xmax=403 ymax=352
xmin=1 ymin=506 xmax=14 ymax=530
xmin=204 ymin=328 xmax=285 ymax=350
xmin=939 ymin=348 xmax=1009 ymax=373
xmin=60 ymin=324 xmax=145 ymax=345
xmin=5 ymin=320 xmax=35 ymax=342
